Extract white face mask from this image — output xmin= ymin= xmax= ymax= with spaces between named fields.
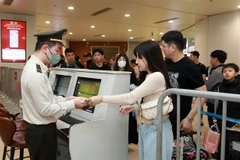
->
xmin=118 ymin=61 xmax=126 ymax=68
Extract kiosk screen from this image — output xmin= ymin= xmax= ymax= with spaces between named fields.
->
xmin=55 ymin=75 xmax=71 ymax=97
xmin=74 ymin=77 xmax=101 ymax=113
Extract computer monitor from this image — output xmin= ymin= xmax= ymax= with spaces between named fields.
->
xmin=73 ymin=77 xmax=101 ymax=113
xmin=54 ymin=75 xmax=71 ymax=97
xmin=53 ymin=68 xmax=131 ymax=121
xmin=48 ymin=68 xmax=75 ymax=97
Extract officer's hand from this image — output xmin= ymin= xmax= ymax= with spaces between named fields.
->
xmin=74 ymin=97 xmax=88 ymax=109
xmin=119 ymin=105 xmax=134 ymax=115
xmin=66 ymin=96 xmax=75 ymax=101
xmin=86 ymin=96 xmax=103 ymax=105
xmin=180 ymin=118 xmax=192 ymax=132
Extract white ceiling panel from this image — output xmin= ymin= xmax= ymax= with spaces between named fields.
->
xmin=0 ymin=0 xmax=240 ymax=41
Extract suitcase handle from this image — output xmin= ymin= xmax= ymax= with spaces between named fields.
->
xmin=180 ymin=131 xmax=197 ymax=137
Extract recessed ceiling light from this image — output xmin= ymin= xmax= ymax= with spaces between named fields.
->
xmin=91 ymin=25 xmax=95 ymax=28
xmin=151 ymin=39 xmax=155 ymax=41
xmin=168 ymin=20 xmax=174 ymax=23
xmin=69 ymin=32 xmax=73 ymax=35
xmin=130 ymin=37 xmax=133 ymax=39
xmin=83 ymin=39 xmax=86 ymax=41
xmin=68 ymin=6 xmax=74 ymax=10
xmin=102 ymin=34 xmax=105 ymax=37
xmin=125 ymin=14 xmax=130 ymax=17
xmin=238 ymin=5 xmax=240 ymax=8
xmin=45 ymin=21 xmax=50 ymax=24
xmin=128 ymin=29 xmax=132 ymax=32
xmin=159 ymin=32 xmax=163 ymax=35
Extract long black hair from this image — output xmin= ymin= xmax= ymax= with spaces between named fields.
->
xmin=133 ymin=40 xmax=171 ymax=89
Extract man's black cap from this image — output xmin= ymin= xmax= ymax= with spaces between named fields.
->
xmin=83 ymin=53 xmax=92 ymax=57
xmin=34 ymin=29 xmax=67 ymax=46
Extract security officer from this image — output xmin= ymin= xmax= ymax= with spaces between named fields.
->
xmin=21 ymin=29 xmax=88 ymax=160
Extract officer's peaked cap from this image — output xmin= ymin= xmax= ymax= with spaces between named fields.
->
xmin=34 ymin=29 xmax=67 ymax=46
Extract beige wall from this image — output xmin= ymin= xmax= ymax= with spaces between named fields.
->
xmin=0 ymin=13 xmax=36 ymax=69
xmin=195 ymin=11 xmax=240 ymax=66
xmin=195 ymin=18 xmax=209 ymax=66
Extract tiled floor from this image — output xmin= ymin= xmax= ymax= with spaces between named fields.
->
xmin=128 ymin=144 xmax=139 ymax=160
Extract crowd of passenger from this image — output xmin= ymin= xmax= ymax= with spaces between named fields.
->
xmin=45 ymin=30 xmax=239 ymax=160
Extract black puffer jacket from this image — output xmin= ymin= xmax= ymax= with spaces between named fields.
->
xmin=217 ymin=75 xmax=240 ymax=127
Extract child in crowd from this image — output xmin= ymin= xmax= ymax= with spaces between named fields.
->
xmin=216 ymin=63 xmax=240 ymax=160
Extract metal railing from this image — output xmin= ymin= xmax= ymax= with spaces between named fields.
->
xmin=156 ymin=88 xmax=240 ymax=160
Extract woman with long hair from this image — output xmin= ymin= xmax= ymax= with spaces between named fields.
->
xmin=87 ymin=40 xmax=173 ymax=160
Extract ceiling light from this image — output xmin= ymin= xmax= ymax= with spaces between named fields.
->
xmin=238 ymin=5 xmax=240 ymax=8
xmin=68 ymin=6 xmax=74 ymax=10
xmin=125 ymin=14 xmax=130 ymax=17
xmin=45 ymin=21 xmax=50 ymax=24
xmin=128 ymin=29 xmax=132 ymax=32
xmin=83 ymin=39 xmax=86 ymax=41
xmin=168 ymin=20 xmax=174 ymax=23
xmin=130 ymin=37 xmax=133 ymax=39
xmin=102 ymin=34 xmax=105 ymax=37
xmin=151 ymin=39 xmax=155 ymax=41
xmin=69 ymin=32 xmax=73 ymax=35
xmin=159 ymin=32 xmax=163 ymax=35
xmin=91 ymin=25 xmax=95 ymax=28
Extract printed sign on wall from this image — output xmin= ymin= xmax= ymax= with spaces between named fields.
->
xmin=1 ymin=20 xmax=26 ymax=62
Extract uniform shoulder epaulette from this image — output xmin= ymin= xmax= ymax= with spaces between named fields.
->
xmin=36 ymin=64 xmax=42 ymax=73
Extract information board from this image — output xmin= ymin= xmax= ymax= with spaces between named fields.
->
xmin=1 ymin=20 xmax=26 ymax=62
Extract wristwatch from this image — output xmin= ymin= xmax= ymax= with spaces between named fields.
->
xmin=186 ymin=115 xmax=193 ymax=122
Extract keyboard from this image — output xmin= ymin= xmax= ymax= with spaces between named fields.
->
xmin=59 ymin=115 xmax=84 ymax=125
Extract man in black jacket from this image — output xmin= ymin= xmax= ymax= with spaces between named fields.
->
xmin=61 ymin=48 xmax=79 ymax=68
xmin=89 ymin=49 xmax=111 ymax=70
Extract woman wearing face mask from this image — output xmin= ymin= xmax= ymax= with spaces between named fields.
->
xmin=114 ymin=53 xmax=139 ymax=145
xmin=114 ymin=53 xmax=139 ymax=86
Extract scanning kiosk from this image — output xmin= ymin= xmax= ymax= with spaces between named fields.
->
xmin=49 ymin=69 xmax=76 ymax=98
xmin=49 ymin=68 xmax=131 ymax=160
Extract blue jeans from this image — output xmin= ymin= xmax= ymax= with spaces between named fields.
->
xmin=139 ymin=118 xmax=173 ymax=160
